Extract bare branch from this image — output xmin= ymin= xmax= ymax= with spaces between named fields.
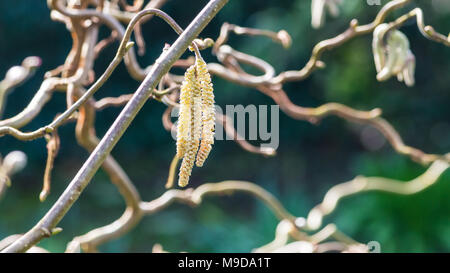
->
xmin=305 ymin=157 xmax=450 ymax=231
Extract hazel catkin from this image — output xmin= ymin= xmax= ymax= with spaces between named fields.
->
xmin=195 ymin=57 xmax=215 ymax=167
xmin=176 ymin=55 xmax=215 ymax=187
xmin=176 ymin=65 xmax=196 ymax=159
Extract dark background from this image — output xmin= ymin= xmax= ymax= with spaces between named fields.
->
xmin=0 ymin=0 xmax=449 ymax=252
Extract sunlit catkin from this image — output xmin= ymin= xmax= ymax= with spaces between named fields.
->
xmin=195 ymin=57 xmax=215 ymax=167
xmin=176 ymin=65 xmax=196 ymax=159
xmin=179 ymin=68 xmax=202 ymax=187
xmin=178 ymin=65 xmax=199 ymax=187
xmin=177 ymin=55 xmax=215 ymax=187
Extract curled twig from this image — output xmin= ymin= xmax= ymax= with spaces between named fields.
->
xmin=305 ymin=157 xmax=450 ymax=231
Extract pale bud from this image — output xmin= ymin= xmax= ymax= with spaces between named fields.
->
xmin=3 ymin=151 xmax=27 ymax=175
xmin=311 ymin=0 xmax=342 ymax=29
xmin=5 ymin=66 xmax=27 ymax=86
xmin=4 ymin=56 xmax=41 ymax=87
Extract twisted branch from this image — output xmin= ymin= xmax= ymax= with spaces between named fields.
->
xmin=305 ymin=156 xmax=450 ymax=231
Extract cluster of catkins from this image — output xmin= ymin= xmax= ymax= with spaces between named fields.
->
xmin=372 ymin=23 xmax=416 ymax=87
xmin=176 ymin=57 xmax=215 ymax=187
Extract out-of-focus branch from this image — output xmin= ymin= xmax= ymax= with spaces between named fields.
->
xmin=216 ymin=113 xmax=277 ymax=157
xmin=0 ymin=25 xmax=116 ymax=139
xmin=0 ymin=19 xmax=97 ymax=130
xmin=94 ymin=30 xmax=119 ymax=58
xmin=0 ymin=6 xmax=184 ymax=140
xmin=51 ymin=0 xmax=201 ymax=81
xmin=0 ymin=77 xmax=65 ymax=130
xmin=40 ymin=131 xmax=61 ymax=202
xmin=269 ymin=0 xmax=412 ymax=84
xmin=253 ymin=220 xmax=363 ymax=253
xmin=208 ymin=45 xmax=276 ymax=87
xmin=309 ymin=223 xmax=360 ymax=245
xmin=66 ymin=180 xmax=298 ymax=252
xmin=104 ymin=0 xmax=168 ymax=23
xmin=256 ymin=85 xmax=446 ymax=165
xmin=252 ymin=219 xmax=304 ymax=253
xmin=94 ymin=86 xmax=179 ymax=110
xmin=385 ymin=8 xmax=450 ymax=47
xmin=0 ymin=56 xmax=42 ymax=118
xmin=213 ymin=22 xmax=292 ymax=53
xmin=165 ymin=155 xmax=180 ymax=189
xmin=305 ymin=157 xmax=450 ymax=231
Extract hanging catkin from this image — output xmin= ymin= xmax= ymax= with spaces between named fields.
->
xmin=176 ymin=55 xmax=215 ymax=187
xmin=177 ymin=57 xmax=215 ymax=187
xmin=195 ymin=57 xmax=215 ymax=167
xmin=176 ymin=65 xmax=195 ymax=159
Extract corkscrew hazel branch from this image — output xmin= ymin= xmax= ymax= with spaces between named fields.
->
xmin=252 ymin=219 xmax=305 ymax=253
xmin=275 ymin=1 xmax=449 ymax=85
xmin=94 ymin=86 xmax=179 ymax=110
xmin=0 ymin=38 xmax=134 ymax=140
xmin=309 ymin=223 xmax=361 ymax=245
xmin=163 ymin=79 xmax=444 ymax=166
xmin=253 ymin=219 xmax=361 ymax=253
xmin=66 ymin=180 xmax=299 ymax=252
xmin=384 ymin=8 xmax=450 ymax=47
xmin=40 ymin=131 xmax=61 ymax=202
xmin=213 ymin=22 xmax=292 ymax=53
xmin=270 ymin=0 xmax=412 ymax=85
xmin=1 ymin=0 xmax=204 ymax=139
xmin=0 ymin=7 xmax=189 ymax=141
xmin=216 ymin=113 xmax=277 ymax=157
xmin=305 ymin=156 xmax=450 ymax=231
xmin=256 ymin=85 xmax=447 ymax=165
xmin=104 ymin=0 xmax=169 ymax=24
xmin=0 ymin=56 xmax=42 ymax=118
xmin=0 ymin=21 xmax=98 ymax=130
xmin=207 ymin=14 xmax=448 ymax=165
xmin=165 ymin=155 xmax=180 ymax=189
xmin=3 ymin=0 xmax=434 ymax=137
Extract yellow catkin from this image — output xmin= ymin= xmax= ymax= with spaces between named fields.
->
xmin=177 ymin=56 xmax=215 ymax=186
xmin=178 ymin=64 xmax=202 ymax=187
xmin=176 ymin=65 xmax=196 ymax=158
xmin=195 ymin=58 xmax=215 ymax=167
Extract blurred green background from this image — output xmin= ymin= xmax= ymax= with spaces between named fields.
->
xmin=0 ymin=0 xmax=449 ymax=252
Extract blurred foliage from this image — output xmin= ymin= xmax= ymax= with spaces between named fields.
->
xmin=0 ymin=0 xmax=449 ymax=252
